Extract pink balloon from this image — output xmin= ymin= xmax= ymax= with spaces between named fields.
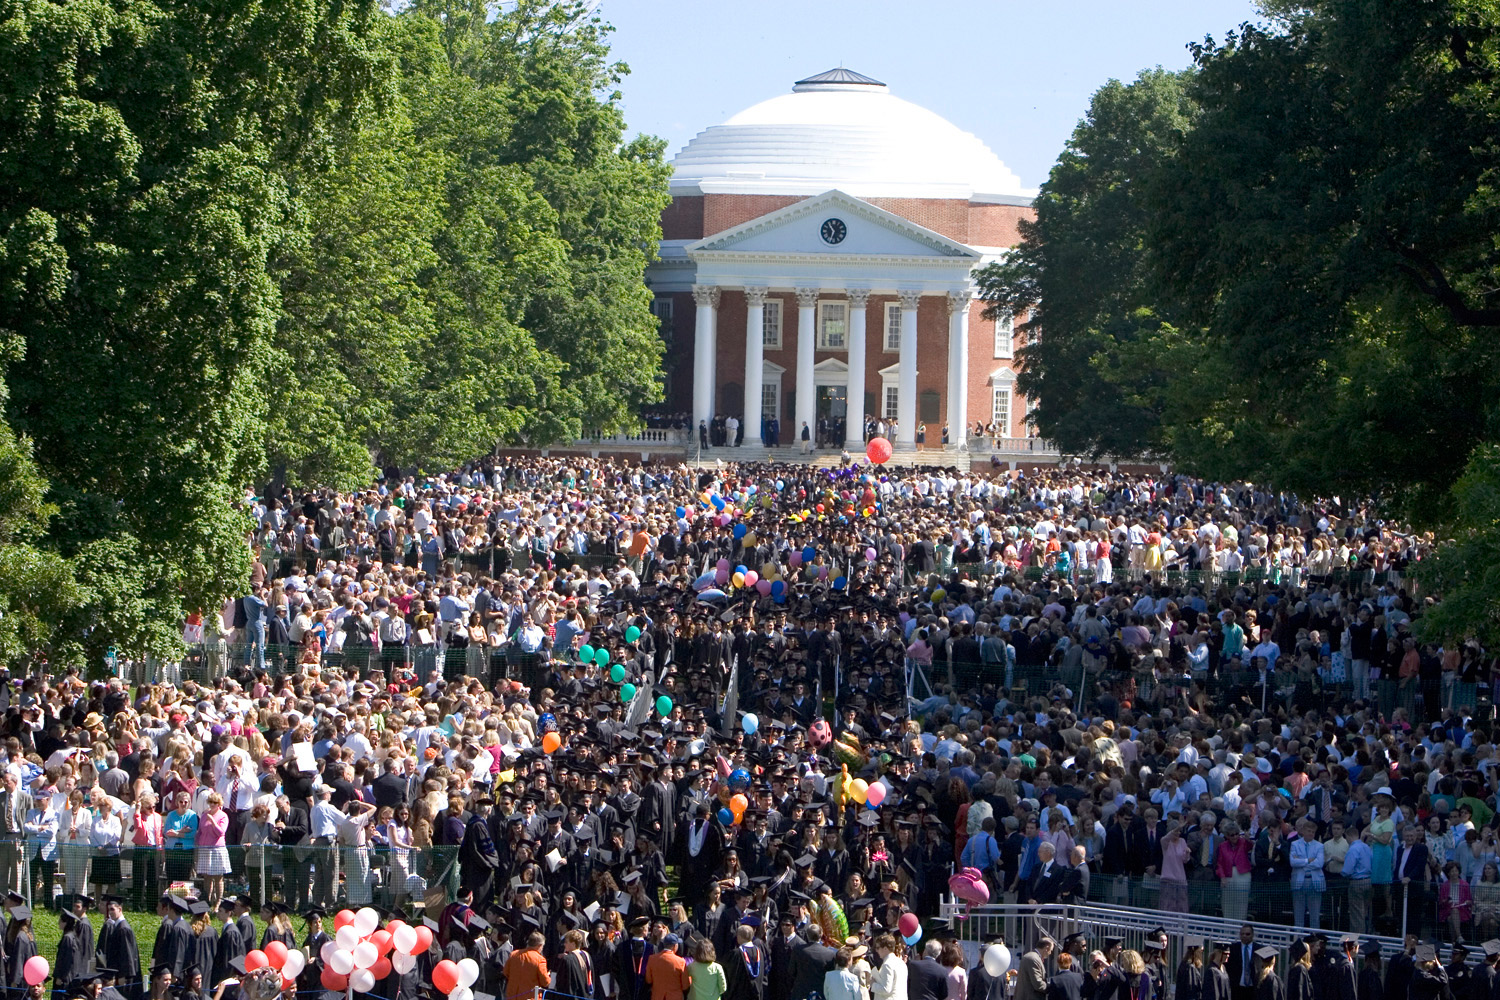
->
xmin=23 ymin=957 xmax=48 ymax=987
xmin=788 ymin=551 xmax=802 ymax=568
xmin=743 ymin=570 xmax=758 ymax=587
xmin=716 ymin=756 xmax=731 ymax=777
xmin=865 ymin=782 xmax=886 ymax=807
xmin=949 ymin=872 xmax=990 ymax=905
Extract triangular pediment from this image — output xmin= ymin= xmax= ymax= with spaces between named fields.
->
xmin=813 ymin=358 xmax=849 ymax=375
xmin=687 ymin=190 xmax=980 ymax=260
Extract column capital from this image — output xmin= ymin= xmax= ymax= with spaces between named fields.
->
xmin=743 ymin=286 xmax=769 ymax=308
xmin=897 ymin=289 xmax=922 ymax=310
xmin=795 ymin=287 xmax=821 ymax=308
xmin=692 ymin=284 xmax=721 ymax=308
xmin=947 ymin=289 xmax=974 ymax=315
xmin=847 ymin=288 xmax=871 ymax=308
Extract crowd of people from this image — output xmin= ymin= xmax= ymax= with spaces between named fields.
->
xmin=0 ymin=453 xmax=1492 ymax=1000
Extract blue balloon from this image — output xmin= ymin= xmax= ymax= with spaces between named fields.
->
xmin=904 ymin=929 xmax=923 ymax=947
xmin=736 ymin=565 xmax=747 ymax=574
xmin=675 ymin=506 xmax=686 ymax=518
xmin=538 ymin=713 xmax=556 ymax=732
xmin=773 ymin=593 xmax=787 ymax=604
xmin=742 ymin=713 xmax=759 ymax=735
xmin=832 ymin=576 xmax=847 ymax=590
xmin=770 ymin=580 xmax=785 ymax=596
xmin=776 ymin=480 xmax=785 ymax=491
xmin=729 ymin=768 xmax=751 ymax=793
xmin=718 ymin=807 xmax=735 ymax=826
xmin=802 ymin=545 xmax=816 ymax=563
xmin=733 ymin=524 xmax=747 ymax=539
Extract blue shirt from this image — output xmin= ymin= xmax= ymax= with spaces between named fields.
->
xmin=961 ymin=831 xmax=1002 ymax=871
xmin=1342 ymin=838 xmax=1374 ymax=879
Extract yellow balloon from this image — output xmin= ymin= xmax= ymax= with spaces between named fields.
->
xmin=732 ymin=572 xmax=745 ymax=588
xmin=743 ymin=532 xmax=757 ymax=546
xmin=762 ymin=563 xmax=776 ymax=578
xmin=932 ymin=589 xmax=946 ymax=601
xmin=849 ymin=778 xmax=869 ymax=805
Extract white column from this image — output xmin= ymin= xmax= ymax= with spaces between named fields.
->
xmin=845 ymin=289 xmax=869 ymax=450
xmin=794 ymin=287 xmax=818 ymax=446
xmin=691 ymin=285 xmax=720 ymax=434
xmin=896 ymin=290 xmax=920 ymax=447
xmin=743 ymin=287 xmax=766 ymax=446
xmin=947 ymin=289 xmax=972 ymax=449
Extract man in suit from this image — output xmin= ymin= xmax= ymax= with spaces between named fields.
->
xmin=1393 ymin=828 xmax=1430 ymax=936
xmin=1048 ymin=952 xmax=1085 ymax=1000
xmin=767 ymin=913 xmax=802 ymax=1000
xmin=1229 ymin=925 xmax=1259 ymax=1000
xmin=371 ymin=760 xmax=409 ymax=809
xmin=1027 ymin=843 xmax=1065 ymax=905
xmin=788 ymin=924 xmax=836 ymax=1000
xmin=908 ymin=939 xmax=951 ymax=1000
xmin=1015 ymin=936 xmax=1055 ymax=1000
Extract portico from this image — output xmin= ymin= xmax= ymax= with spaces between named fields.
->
xmin=685 ymin=190 xmax=982 ymax=450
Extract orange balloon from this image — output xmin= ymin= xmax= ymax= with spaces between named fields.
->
xmin=730 ymin=793 xmax=749 ymax=817
xmin=542 ymin=733 xmax=561 ymax=754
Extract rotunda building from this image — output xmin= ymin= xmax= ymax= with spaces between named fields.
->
xmin=646 ymin=68 xmax=1036 ymax=452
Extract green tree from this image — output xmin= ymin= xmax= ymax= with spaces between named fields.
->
xmin=974 ymin=69 xmax=1197 ymax=460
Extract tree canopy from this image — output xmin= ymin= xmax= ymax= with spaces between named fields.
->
xmin=0 ymin=0 xmax=670 ymax=666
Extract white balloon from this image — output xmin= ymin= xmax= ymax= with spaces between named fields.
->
xmin=336 ymin=926 xmax=361 ymax=952
xmin=983 ymin=944 xmax=1011 ymax=978
xmin=350 ymin=969 xmax=376 ymax=993
xmin=391 ymin=953 xmax=416 ymax=975
xmin=329 ymin=950 xmax=356 ymax=976
xmin=353 ymin=942 xmax=379 ymax=970
xmin=320 ymin=942 xmax=339 ymax=966
xmin=283 ymin=951 xmax=306 ymax=978
xmin=392 ymin=925 xmax=418 ymax=956
xmin=354 ymin=906 xmax=380 ymax=937
xmin=449 ymin=988 xmax=473 ymax=1000
xmin=456 ymin=959 xmax=480 ymax=989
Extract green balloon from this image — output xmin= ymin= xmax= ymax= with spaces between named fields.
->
xmin=621 ymin=683 xmax=637 ymax=702
xmin=578 ymin=644 xmax=595 ymax=663
xmin=655 ymin=695 xmax=673 ymax=717
xmin=595 ymin=649 xmax=610 ymax=668
xmin=625 ymin=625 xmax=642 ymax=643
xmin=609 ymin=664 xmax=626 ymax=683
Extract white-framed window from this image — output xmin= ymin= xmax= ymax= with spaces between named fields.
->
xmin=883 ymin=302 xmax=902 ymax=353
xmin=762 ymin=300 xmax=782 ymax=350
xmin=761 ymin=382 xmax=779 ymax=421
xmin=817 ymin=300 xmax=847 ymax=350
xmin=994 ymin=311 xmax=1014 ymax=358
xmin=992 ymin=388 xmax=1011 ymax=434
xmin=884 ymin=386 xmax=900 ymax=420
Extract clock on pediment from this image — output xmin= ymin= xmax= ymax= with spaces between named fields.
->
xmin=820 ymin=218 xmax=847 ymax=245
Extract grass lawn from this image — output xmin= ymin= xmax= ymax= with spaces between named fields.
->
xmin=27 ymin=910 xmax=283 ymax=983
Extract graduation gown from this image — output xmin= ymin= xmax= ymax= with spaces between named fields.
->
xmin=1177 ymin=963 xmax=1205 ymax=1000
xmin=725 ymin=941 xmax=766 ymax=1000
xmin=160 ymin=918 xmax=192 ymax=979
xmin=5 ymin=933 xmax=36 ymax=1000
xmin=260 ymin=926 xmax=295 ymax=951
xmin=211 ymin=922 xmax=246 ymax=988
xmin=235 ymin=917 xmax=256 ymax=956
xmin=1205 ymin=966 xmax=1233 ymax=1000
xmin=55 ymin=931 xmax=87 ymax=988
xmin=460 ymin=817 xmax=500 ymax=906
xmin=99 ymin=917 xmax=143 ymax=1000
xmin=640 ymin=780 xmax=676 ymax=855
xmin=1288 ymin=965 xmax=1314 ymax=1000
xmin=1257 ymin=971 xmax=1286 ymax=1000
xmin=79 ymin=916 xmax=95 ymax=973
xmin=191 ymin=926 xmax=218 ymax=984
xmin=615 ymin=935 xmax=654 ymax=1000
xmin=556 ymin=950 xmax=594 ymax=999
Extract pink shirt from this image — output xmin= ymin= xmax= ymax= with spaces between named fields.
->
xmin=197 ymin=808 xmax=229 ymax=848
xmin=1215 ymin=836 xmax=1253 ymax=878
xmin=133 ymin=811 xmax=163 ymax=847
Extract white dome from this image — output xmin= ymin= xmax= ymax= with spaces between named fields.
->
xmin=669 ymin=69 xmax=1034 ymax=205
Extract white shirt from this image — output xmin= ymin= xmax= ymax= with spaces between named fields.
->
xmin=872 ymin=954 xmax=907 ymax=1000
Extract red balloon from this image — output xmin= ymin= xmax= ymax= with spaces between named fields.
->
xmin=411 ymin=925 xmax=434 ymax=956
xmin=432 ymin=959 xmax=461 ymax=995
xmin=321 ymin=968 xmax=349 ymax=992
xmin=333 ymin=909 xmax=356 ymax=931
xmin=371 ymin=957 xmax=392 ymax=980
xmin=898 ymin=911 xmax=920 ymax=937
xmin=281 ymin=977 xmax=295 ymax=992
xmin=264 ymin=941 xmax=289 ymax=970
xmin=866 ymin=437 xmax=893 ymax=465
xmin=245 ymin=950 xmax=269 ymax=972
xmin=370 ymin=930 xmax=393 ymax=956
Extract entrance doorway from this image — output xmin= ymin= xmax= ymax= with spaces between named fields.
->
xmin=816 ymin=385 xmax=847 ymax=448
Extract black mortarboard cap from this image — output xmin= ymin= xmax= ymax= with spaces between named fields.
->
xmin=1415 ymin=945 xmax=1437 ymax=963
xmin=1255 ymin=946 xmax=1278 ymax=961
xmin=228 ymin=957 xmax=248 ymax=975
xmin=9 ymin=905 xmax=30 ymax=922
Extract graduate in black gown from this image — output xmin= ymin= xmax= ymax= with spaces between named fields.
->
xmin=98 ymin=897 xmax=141 ymax=1000
xmin=71 ymin=896 xmax=96 ymax=977
xmin=1205 ymin=943 xmax=1234 ymax=1000
xmin=159 ymin=898 xmax=193 ymax=981
xmin=55 ymin=911 xmax=89 ymax=989
xmin=185 ymin=904 xmax=217 ymax=991
xmin=4 ymin=907 xmax=37 ymax=1000
xmin=230 ymin=900 xmax=255 ymax=962
xmin=1176 ymin=944 xmax=1205 ymax=1000
xmin=724 ymin=923 xmax=766 ymax=1000
xmin=209 ymin=901 xmax=245 ymax=989
xmin=298 ymin=907 xmax=330 ymax=995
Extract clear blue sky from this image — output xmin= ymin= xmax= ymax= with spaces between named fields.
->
xmin=597 ymin=0 xmax=1265 ymax=188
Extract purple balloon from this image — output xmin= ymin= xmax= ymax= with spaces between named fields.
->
xmin=788 ymin=551 xmax=803 ymax=568
xmin=716 ymin=558 xmax=730 ymax=571
xmin=818 ymin=565 xmax=829 ymax=580
xmin=715 ymin=568 xmax=729 ymax=585
xmin=756 ymin=579 xmax=773 ymax=596
xmin=865 ymin=547 xmax=877 ymax=561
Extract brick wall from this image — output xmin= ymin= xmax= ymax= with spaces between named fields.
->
xmin=660 ymin=197 xmax=704 ymax=240
xmin=703 ymin=194 xmax=804 ymax=236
